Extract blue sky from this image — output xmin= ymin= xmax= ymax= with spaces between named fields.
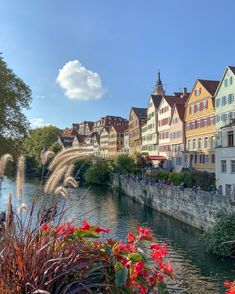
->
xmin=1 ymin=0 xmax=235 ymax=129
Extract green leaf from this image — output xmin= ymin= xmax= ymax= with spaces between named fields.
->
xmin=127 ymin=253 xmax=142 ymax=262
xmin=157 ymin=282 xmax=169 ymax=294
xmin=115 ymin=262 xmax=128 ymax=287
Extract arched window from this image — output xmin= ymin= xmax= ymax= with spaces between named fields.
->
xmin=198 ymin=138 xmax=202 ymax=149
xmin=193 ymin=139 xmax=196 ymax=149
xmin=204 ymin=137 xmax=208 ymax=149
xmin=211 ymin=136 xmax=216 ymax=149
xmin=188 ymin=140 xmax=191 ymax=150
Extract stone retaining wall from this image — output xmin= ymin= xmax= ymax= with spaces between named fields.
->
xmin=111 ymin=174 xmax=235 ymax=231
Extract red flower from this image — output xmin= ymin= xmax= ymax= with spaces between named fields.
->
xmin=162 ymin=261 xmax=173 ymax=276
xmin=80 ymin=220 xmax=92 ymax=230
xmin=137 ymin=226 xmax=153 ymax=241
xmin=131 ymin=261 xmax=144 ymax=279
xmin=127 ymin=232 xmax=136 ymax=243
xmin=95 ymin=227 xmax=110 ymax=233
xmin=224 ymin=281 xmax=235 ymax=294
xmin=42 ymin=224 xmax=48 ymax=231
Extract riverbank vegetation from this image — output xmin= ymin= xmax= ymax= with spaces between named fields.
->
xmin=0 ymin=150 xmax=174 ymax=293
xmin=205 ymin=213 xmax=235 ymax=257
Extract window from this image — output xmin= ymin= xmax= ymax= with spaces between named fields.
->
xmin=211 ymin=154 xmax=215 ymax=163
xmin=188 ymin=140 xmax=191 ymax=150
xmin=231 ymin=160 xmax=235 ymax=173
xmin=193 ymin=139 xmax=196 ymax=149
xmin=228 ymin=131 xmax=234 ymax=147
xmin=230 ymin=76 xmax=233 ymax=85
xmin=221 ymin=160 xmax=227 ymax=173
xmin=224 ymin=79 xmax=228 ymax=87
xmin=221 ymin=96 xmax=226 ymax=105
xmin=198 ymin=138 xmax=202 ymax=149
xmin=211 ymin=136 xmax=215 ymax=149
xmin=205 ymin=155 xmax=209 ymax=163
xmin=228 ymin=94 xmax=233 ymax=104
xmin=194 ymin=88 xmax=201 ymax=96
xmin=204 ymin=137 xmax=208 ymax=149
xmin=216 ymin=98 xmax=220 ymax=107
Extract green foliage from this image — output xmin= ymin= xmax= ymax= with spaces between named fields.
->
xmin=49 ymin=141 xmax=62 ymax=153
xmin=84 ymin=161 xmax=111 ymax=185
xmin=113 ymin=154 xmax=136 ymax=173
xmin=23 ymin=126 xmax=61 ymax=161
xmin=192 ymin=171 xmax=215 ymax=191
xmin=0 ymin=54 xmax=32 ymax=157
xmin=205 ymin=214 xmax=235 ymax=256
xmin=155 ymin=171 xmax=169 ymax=180
xmin=132 ymin=152 xmax=147 ymax=168
xmin=74 ymin=158 xmax=93 ymax=180
xmin=181 ymin=171 xmax=194 ymax=188
xmin=168 ymin=172 xmax=184 ymax=186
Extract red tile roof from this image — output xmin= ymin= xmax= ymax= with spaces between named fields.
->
xmin=111 ymin=125 xmax=128 ymax=133
xmin=198 ymin=79 xmax=219 ymax=96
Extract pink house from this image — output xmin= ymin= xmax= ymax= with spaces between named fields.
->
xmin=169 ymin=103 xmax=187 ymax=171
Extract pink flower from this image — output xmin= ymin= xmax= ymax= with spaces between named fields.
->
xmin=137 ymin=226 xmax=153 ymax=241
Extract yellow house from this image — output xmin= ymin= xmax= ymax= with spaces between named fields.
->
xmin=184 ymin=79 xmax=219 ymax=173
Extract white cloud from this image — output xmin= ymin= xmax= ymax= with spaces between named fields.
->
xmin=30 ymin=118 xmax=50 ymax=128
xmin=56 ymin=60 xmax=105 ymax=100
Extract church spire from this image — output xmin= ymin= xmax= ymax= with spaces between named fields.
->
xmin=153 ymin=70 xmax=165 ymax=95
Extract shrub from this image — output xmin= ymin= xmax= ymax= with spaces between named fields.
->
xmin=155 ymin=171 xmax=169 ymax=181
xmin=74 ymin=158 xmax=93 ymax=180
xmin=168 ymin=172 xmax=184 ymax=186
xmin=0 ymin=212 xmax=174 ymax=293
xmin=84 ymin=160 xmax=111 ymax=185
xmin=181 ymin=171 xmax=194 ymax=188
xmin=192 ymin=171 xmax=215 ymax=191
xmin=205 ymin=214 xmax=235 ymax=257
xmin=113 ymin=154 xmax=136 ymax=173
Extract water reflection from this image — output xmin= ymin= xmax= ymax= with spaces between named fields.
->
xmin=0 ymin=178 xmax=234 ymax=294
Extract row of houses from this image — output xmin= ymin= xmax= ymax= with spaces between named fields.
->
xmin=59 ymin=66 xmax=235 ymax=196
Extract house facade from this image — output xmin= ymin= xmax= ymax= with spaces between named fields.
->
xmin=215 ymin=121 xmax=235 ymax=196
xmin=129 ymin=107 xmax=147 ymax=154
xmin=215 ymin=66 xmax=235 ymax=146
xmin=108 ymin=125 xmax=127 ymax=157
xmin=99 ymin=127 xmax=110 ymax=158
xmin=184 ymin=80 xmax=219 ymax=172
xmin=93 ymin=115 xmax=128 ymax=133
xmin=169 ymin=103 xmax=186 ymax=171
xmin=158 ymin=94 xmax=186 ymax=159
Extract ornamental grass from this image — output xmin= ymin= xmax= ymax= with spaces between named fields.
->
xmin=0 ymin=149 xmax=174 ymax=293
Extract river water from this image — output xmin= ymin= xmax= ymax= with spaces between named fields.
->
xmin=0 ymin=178 xmax=234 ymax=294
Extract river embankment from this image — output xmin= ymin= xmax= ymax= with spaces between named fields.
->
xmin=111 ymin=173 xmax=235 ymax=231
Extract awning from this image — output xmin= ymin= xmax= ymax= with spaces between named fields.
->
xmin=146 ymin=156 xmax=166 ymax=161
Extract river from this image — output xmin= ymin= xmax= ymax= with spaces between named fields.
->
xmin=0 ymin=178 xmax=234 ymax=294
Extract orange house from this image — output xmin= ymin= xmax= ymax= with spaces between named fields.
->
xmin=184 ymin=80 xmax=219 ymax=172
xmin=108 ymin=125 xmax=127 ymax=157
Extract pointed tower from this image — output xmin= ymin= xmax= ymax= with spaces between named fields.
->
xmin=153 ymin=71 xmax=165 ymax=95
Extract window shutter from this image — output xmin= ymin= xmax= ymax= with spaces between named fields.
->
xmin=206 ymin=100 xmax=208 ymax=109
xmin=194 ymin=105 xmax=197 ymax=113
xmin=199 ymin=102 xmax=202 ymax=111
xmin=207 ymin=117 xmax=210 ymax=125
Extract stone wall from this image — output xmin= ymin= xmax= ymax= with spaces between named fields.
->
xmin=111 ymin=174 xmax=235 ymax=231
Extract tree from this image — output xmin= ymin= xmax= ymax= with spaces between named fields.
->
xmin=0 ymin=54 xmax=32 ymax=156
xmin=23 ymin=126 xmax=61 ymax=161
xmin=84 ymin=161 xmax=111 ymax=185
xmin=113 ymin=154 xmax=136 ymax=173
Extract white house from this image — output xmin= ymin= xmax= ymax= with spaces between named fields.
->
xmin=215 ymin=120 xmax=235 ymax=196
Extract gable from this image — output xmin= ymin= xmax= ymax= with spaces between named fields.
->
xmin=214 ymin=66 xmax=235 ymax=97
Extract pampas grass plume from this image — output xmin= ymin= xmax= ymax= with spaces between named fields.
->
xmin=16 ymin=155 xmax=25 ymax=200
xmin=17 ymin=203 xmax=28 ymax=213
xmin=64 ymin=176 xmax=78 ymax=188
xmin=54 ymin=186 xmax=68 ymax=198
xmin=0 ymin=154 xmax=13 ymax=177
xmin=41 ymin=151 xmax=55 ymax=166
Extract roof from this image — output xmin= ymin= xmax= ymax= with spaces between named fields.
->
xmin=228 ymin=66 xmax=235 ymax=75
xmin=110 ymin=125 xmax=128 ymax=133
xmin=131 ymin=107 xmax=147 ymax=119
xmin=163 ymin=95 xmax=187 ymax=107
xmin=151 ymin=94 xmax=162 ymax=108
xmin=198 ymin=79 xmax=219 ymax=96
